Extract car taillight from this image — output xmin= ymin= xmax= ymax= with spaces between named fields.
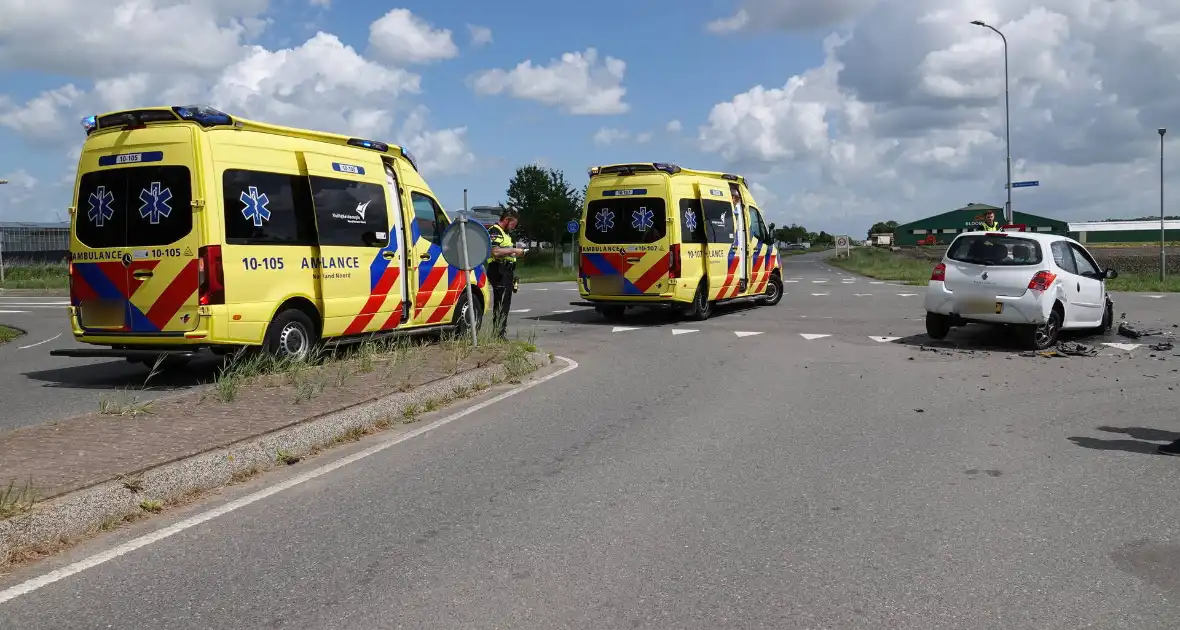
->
xmin=669 ymin=244 xmax=681 ymax=278
xmin=197 ymin=245 xmax=225 ymax=305
xmin=68 ymin=261 xmax=78 ymax=304
xmin=931 ymin=263 xmax=946 ymax=282
xmin=1028 ymin=270 xmax=1056 ymax=292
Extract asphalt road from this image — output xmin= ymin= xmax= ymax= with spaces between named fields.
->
xmin=3 ymin=253 xmax=1180 ymax=628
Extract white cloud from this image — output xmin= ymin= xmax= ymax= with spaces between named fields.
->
xmin=592 ymin=127 xmax=653 ymax=146
xmin=466 ymin=24 xmax=493 ymax=46
xmin=399 ymin=106 xmax=476 ymax=175
xmin=368 ymin=9 xmax=459 ymax=65
xmin=0 ymin=0 xmax=269 ymax=79
xmin=470 ymin=48 xmax=628 ymax=115
xmin=0 ymin=7 xmax=476 ymax=221
xmin=698 ymin=0 xmax=1180 ymax=231
xmin=0 ymin=169 xmax=42 ymax=221
xmin=665 ymin=119 xmax=683 ymax=133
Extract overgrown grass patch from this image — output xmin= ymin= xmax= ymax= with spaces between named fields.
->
xmin=0 ymin=324 xmax=21 ymax=344
xmin=0 ymin=261 xmax=68 ymax=290
xmin=827 ymin=248 xmax=934 ymax=285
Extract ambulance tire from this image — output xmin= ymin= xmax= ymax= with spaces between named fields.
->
xmin=687 ymin=282 xmax=713 ymax=321
xmin=757 ymin=273 xmax=784 ymax=306
xmin=263 ymin=309 xmax=319 ymax=362
xmin=453 ymin=288 xmax=484 ymax=337
xmin=596 ymin=305 xmax=626 ymax=322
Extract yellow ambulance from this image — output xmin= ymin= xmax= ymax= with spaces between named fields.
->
xmin=52 ymin=105 xmax=490 ymax=366
xmin=575 ymin=163 xmax=783 ymax=321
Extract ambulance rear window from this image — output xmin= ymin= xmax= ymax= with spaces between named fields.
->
xmin=75 ymin=165 xmax=193 ymax=249
xmin=584 ymin=198 xmax=666 ymax=245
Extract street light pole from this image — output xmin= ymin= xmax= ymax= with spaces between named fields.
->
xmin=971 ymin=20 xmax=1012 ymax=224
xmin=1160 ymin=128 xmax=1167 ymax=283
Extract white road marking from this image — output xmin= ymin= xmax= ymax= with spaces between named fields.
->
xmin=611 ymin=326 xmax=639 ymax=333
xmin=1103 ymin=343 xmax=1141 ymax=351
xmin=811 ymin=293 xmax=829 ymax=296
xmin=854 ymin=293 xmax=873 ymax=297
xmin=811 ymin=280 xmax=827 ymax=283
xmin=800 ymin=333 xmax=831 ymax=340
xmin=533 ymin=288 xmax=549 ymax=291
xmin=0 ymin=356 xmax=581 ymax=605
xmin=870 ymin=281 xmax=885 ymax=285
xmin=671 ymin=329 xmax=698 ymax=335
xmin=18 ymin=333 xmax=62 ymax=350
xmin=0 ymin=302 xmax=69 ymax=306
xmin=1146 ymin=295 xmax=1165 ymax=299
xmin=510 ymin=309 xmax=531 ymax=313
xmin=551 ymin=309 xmax=573 ymax=314
xmin=734 ymin=331 xmax=763 ymax=337
xmin=784 ymin=280 xmax=799 ymax=283
xmin=897 ymin=293 xmax=918 ymax=297
xmin=0 ymin=310 xmax=28 ymax=314
xmin=565 ymin=288 xmax=578 ymax=291
xmin=869 ymin=336 xmax=900 ymax=343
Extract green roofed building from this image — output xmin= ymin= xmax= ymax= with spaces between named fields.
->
xmin=891 ymin=203 xmax=1070 ymax=246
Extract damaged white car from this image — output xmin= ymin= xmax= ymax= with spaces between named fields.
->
xmin=924 ymin=231 xmax=1117 ymax=350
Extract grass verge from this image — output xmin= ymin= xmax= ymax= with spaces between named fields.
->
xmin=0 ymin=325 xmax=22 ymax=344
xmin=0 ymin=262 xmax=68 ymax=290
xmin=828 ymin=247 xmax=1180 ymax=292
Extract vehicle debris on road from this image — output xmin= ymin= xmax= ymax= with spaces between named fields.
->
xmin=1019 ymin=341 xmax=1099 ymax=358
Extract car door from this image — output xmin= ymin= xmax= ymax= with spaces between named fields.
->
xmin=746 ymin=206 xmax=776 ymax=295
xmin=1049 ymin=241 xmax=1086 ymax=326
xmin=407 ymin=190 xmax=461 ymax=326
xmin=1068 ymin=242 xmax=1106 ymax=325
xmin=696 ymin=183 xmax=738 ymax=300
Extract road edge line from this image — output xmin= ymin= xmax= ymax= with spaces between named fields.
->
xmin=0 ymin=355 xmax=579 ymax=605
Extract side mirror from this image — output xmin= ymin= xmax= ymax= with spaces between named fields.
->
xmin=1104 ymin=268 xmax=1118 ymax=280
xmin=767 ymin=222 xmax=776 ymax=233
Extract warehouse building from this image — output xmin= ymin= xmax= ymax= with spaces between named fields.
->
xmin=892 ymin=203 xmax=1070 ymax=246
xmin=1067 ymin=220 xmax=1180 ymax=244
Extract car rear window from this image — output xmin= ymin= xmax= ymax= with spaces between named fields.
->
xmin=75 ymin=165 xmax=193 ymax=249
xmin=584 ymin=197 xmax=667 ymax=245
xmin=947 ymin=235 xmax=1042 ymax=266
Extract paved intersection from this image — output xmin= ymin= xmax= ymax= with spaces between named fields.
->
xmin=4 ymin=253 xmax=1180 ymax=628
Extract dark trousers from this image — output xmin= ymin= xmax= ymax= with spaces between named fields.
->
xmin=489 ymin=265 xmax=515 ymax=338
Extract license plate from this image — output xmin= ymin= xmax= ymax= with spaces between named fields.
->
xmin=80 ymin=300 xmax=125 ymax=328
xmin=959 ymin=299 xmax=997 ymax=314
xmin=591 ymin=276 xmax=624 ymax=294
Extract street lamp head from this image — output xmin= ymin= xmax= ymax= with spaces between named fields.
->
xmin=1160 ymin=128 xmax=1167 ymax=136
xmin=970 ymin=20 xmax=986 ymax=26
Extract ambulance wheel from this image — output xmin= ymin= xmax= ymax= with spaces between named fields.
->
xmin=263 ymin=309 xmax=318 ymax=362
xmin=758 ymin=273 xmax=784 ymax=306
xmin=454 ymin=289 xmax=484 ymax=337
xmin=596 ymin=305 xmax=626 ymax=322
xmin=687 ymin=282 xmax=713 ymax=321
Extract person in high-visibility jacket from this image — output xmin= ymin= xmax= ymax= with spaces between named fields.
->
xmin=487 ymin=207 xmax=526 ymax=338
xmin=980 ymin=209 xmax=1001 ymax=231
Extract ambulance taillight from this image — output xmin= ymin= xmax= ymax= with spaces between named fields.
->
xmin=197 ymin=245 xmax=225 ymax=305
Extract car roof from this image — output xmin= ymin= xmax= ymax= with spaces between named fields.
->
xmin=953 ymin=230 xmax=1073 ymax=245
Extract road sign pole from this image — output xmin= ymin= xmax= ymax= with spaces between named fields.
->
xmin=457 ymin=214 xmax=478 ymax=346
xmin=0 ymin=233 xmax=5 ymax=284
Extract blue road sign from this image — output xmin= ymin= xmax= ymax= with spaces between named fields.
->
xmin=567 ymin=220 xmax=579 ymax=233
xmin=1008 ymin=181 xmax=1039 ymax=188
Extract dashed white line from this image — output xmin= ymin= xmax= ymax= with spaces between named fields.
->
xmin=551 ymin=309 xmax=573 ymax=314
xmin=0 ymin=310 xmax=28 ymax=314
xmin=811 ymin=293 xmax=829 ymax=296
xmin=18 ymin=333 xmax=62 ymax=350
xmin=671 ymin=329 xmax=698 ymax=335
xmin=854 ymin=293 xmax=873 ymax=297
xmin=1146 ymin=295 xmax=1165 ymax=299
xmin=897 ymin=293 xmax=918 ymax=297
xmin=734 ymin=331 xmax=763 ymax=338
xmin=510 ymin=309 xmax=531 ymax=313
xmin=800 ymin=333 xmax=831 ymax=340
xmin=611 ymin=326 xmax=639 ymax=333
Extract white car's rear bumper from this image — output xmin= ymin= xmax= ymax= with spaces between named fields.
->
xmin=924 ymin=281 xmax=1050 ymax=325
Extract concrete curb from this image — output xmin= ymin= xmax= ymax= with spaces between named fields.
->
xmin=0 ymin=351 xmax=552 ymax=567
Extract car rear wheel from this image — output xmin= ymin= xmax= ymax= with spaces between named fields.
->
xmin=757 ymin=274 xmax=784 ymax=306
xmin=1020 ymin=306 xmax=1062 ymax=350
xmin=925 ymin=312 xmax=951 ymax=340
xmin=687 ymin=282 xmax=713 ymax=321
xmin=263 ymin=309 xmax=318 ymax=361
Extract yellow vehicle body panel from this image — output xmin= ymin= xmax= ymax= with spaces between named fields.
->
xmin=66 ymin=106 xmax=490 ymax=352
xmin=577 ymin=164 xmax=781 ymax=306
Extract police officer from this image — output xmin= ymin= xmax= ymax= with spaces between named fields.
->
xmin=487 ymin=207 xmax=526 ymax=338
xmin=980 ymin=209 xmax=1001 ymax=231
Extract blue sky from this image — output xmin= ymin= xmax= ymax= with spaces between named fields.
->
xmin=2 ymin=0 xmax=1178 ymax=236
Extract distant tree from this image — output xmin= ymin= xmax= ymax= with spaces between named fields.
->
xmin=774 ymin=223 xmax=810 ymax=244
xmin=814 ymin=231 xmax=835 ymax=246
xmin=505 ymin=165 xmax=583 ymax=264
xmin=867 ymin=220 xmax=899 ymax=239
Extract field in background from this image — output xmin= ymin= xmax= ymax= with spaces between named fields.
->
xmin=0 ymin=262 xmax=68 ymax=290
xmin=829 ymin=246 xmax=1180 ymax=292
